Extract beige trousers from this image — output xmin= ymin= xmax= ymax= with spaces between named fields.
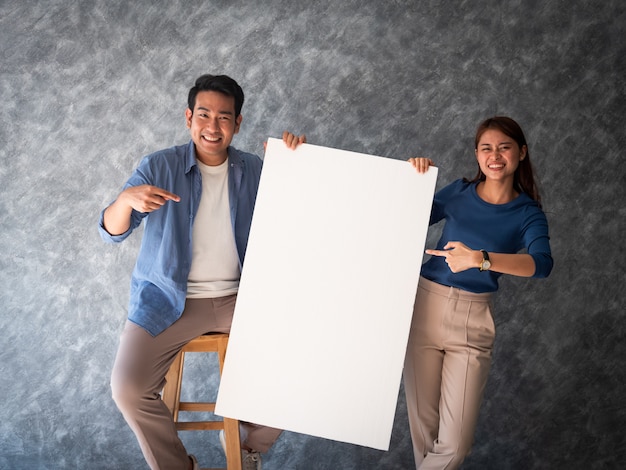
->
xmin=403 ymin=277 xmax=495 ymax=470
xmin=110 ymin=295 xmax=281 ymax=470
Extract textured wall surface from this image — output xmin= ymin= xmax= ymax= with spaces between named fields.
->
xmin=1 ymin=1 xmax=624 ymax=469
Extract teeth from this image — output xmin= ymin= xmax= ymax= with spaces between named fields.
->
xmin=204 ymin=136 xmax=220 ymax=142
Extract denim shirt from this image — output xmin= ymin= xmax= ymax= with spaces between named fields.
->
xmin=99 ymin=141 xmax=263 ymax=336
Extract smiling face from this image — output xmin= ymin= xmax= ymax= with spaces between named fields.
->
xmin=475 ymin=128 xmax=527 ymax=185
xmin=185 ymin=90 xmax=242 ymax=166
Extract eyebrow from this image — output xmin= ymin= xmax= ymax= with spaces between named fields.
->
xmin=196 ymin=106 xmax=234 ymax=115
xmin=480 ymin=141 xmax=513 ymax=147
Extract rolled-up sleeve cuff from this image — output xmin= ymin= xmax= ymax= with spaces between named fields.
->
xmin=98 ymin=208 xmax=132 ymax=243
xmin=531 ymin=252 xmax=554 ymax=278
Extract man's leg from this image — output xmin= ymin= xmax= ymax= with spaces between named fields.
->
xmin=240 ymin=423 xmax=283 ymax=453
xmin=110 ymin=296 xmax=236 ymax=470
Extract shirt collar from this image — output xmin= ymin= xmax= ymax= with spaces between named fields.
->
xmin=186 ymin=141 xmax=242 ymax=173
xmin=185 ymin=141 xmax=197 ymax=174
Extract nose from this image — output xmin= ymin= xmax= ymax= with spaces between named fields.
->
xmin=207 ymin=117 xmax=219 ymax=130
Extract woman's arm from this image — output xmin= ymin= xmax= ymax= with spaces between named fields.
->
xmin=487 ymin=252 xmax=536 ymax=277
xmin=426 ymin=242 xmax=537 ymax=277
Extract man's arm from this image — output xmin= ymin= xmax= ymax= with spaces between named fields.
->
xmin=103 ymin=185 xmax=180 ymax=236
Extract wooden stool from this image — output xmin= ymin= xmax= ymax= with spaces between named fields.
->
xmin=162 ymin=333 xmax=242 ymax=470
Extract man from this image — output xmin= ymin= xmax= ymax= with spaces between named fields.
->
xmin=99 ymin=74 xmax=306 ymax=470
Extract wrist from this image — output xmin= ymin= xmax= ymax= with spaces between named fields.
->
xmin=478 ymin=249 xmax=491 ymax=271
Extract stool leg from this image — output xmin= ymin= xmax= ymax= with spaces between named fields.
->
xmin=162 ymin=351 xmax=185 ymax=420
xmin=223 ymin=417 xmax=242 ymax=470
xmin=162 ymin=335 xmax=242 ymax=469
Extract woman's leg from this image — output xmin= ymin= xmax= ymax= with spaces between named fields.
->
xmin=419 ymin=286 xmax=495 ymax=469
xmin=404 ymin=278 xmax=494 ymax=470
xmin=404 ymin=281 xmax=448 ymax=468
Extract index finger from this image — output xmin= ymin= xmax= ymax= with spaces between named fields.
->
xmin=425 ymin=249 xmax=447 ymax=257
xmin=153 ymin=187 xmax=180 ymax=202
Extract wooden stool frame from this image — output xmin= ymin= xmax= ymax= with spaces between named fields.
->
xmin=162 ymin=333 xmax=242 ymax=470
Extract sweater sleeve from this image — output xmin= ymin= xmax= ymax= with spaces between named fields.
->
xmin=429 ymin=180 xmax=462 ymax=225
xmin=522 ymin=207 xmax=553 ymax=278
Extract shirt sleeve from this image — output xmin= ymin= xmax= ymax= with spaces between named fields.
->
xmin=97 ymin=155 xmax=154 ymax=243
xmin=98 ymin=208 xmax=134 ymax=243
xmin=429 ymin=180 xmax=462 ymax=225
xmin=522 ymin=207 xmax=553 ymax=278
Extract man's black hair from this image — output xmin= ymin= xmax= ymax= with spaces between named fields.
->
xmin=187 ymin=74 xmax=244 ymax=117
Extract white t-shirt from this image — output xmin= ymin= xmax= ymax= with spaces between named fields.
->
xmin=186 ymin=159 xmax=240 ymax=298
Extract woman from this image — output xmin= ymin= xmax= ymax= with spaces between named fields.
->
xmin=404 ymin=116 xmax=553 ymax=469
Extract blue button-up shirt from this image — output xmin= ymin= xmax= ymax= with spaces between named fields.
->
xmin=99 ymin=141 xmax=263 ymax=336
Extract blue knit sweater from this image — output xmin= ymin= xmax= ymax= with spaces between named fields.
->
xmin=421 ymin=179 xmax=553 ymax=293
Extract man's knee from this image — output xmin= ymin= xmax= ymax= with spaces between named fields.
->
xmin=110 ymin=369 xmax=144 ymax=413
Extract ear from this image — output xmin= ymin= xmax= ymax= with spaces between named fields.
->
xmin=520 ymin=144 xmax=528 ymax=161
xmin=234 ymin=114 xmax=243 ymax=134
xmin=185 ymin=108 xmax=193 ymax=129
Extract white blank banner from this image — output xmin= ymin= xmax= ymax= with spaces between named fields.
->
xmin=215 ymin=138 xmax=438 ymax=450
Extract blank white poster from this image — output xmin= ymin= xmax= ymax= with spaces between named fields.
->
xmin=215 ymin=138 xmax=438 ymax=450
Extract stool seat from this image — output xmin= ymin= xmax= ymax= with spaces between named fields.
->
xmin=162 ymin=333 xmax=242 ymax=470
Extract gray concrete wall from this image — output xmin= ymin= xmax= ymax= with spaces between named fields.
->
xmin=1 ymin=0 xmax=624 ymax=468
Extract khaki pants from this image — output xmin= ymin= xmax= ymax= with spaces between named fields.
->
xmin=404 ymin=277 xmax=495 ymax=470
xmin=111 ymin=295 xmax=281 ymax=470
